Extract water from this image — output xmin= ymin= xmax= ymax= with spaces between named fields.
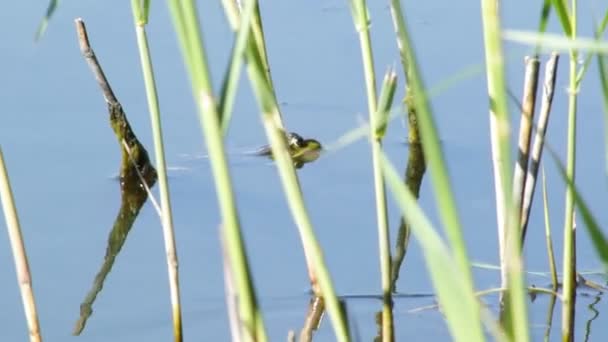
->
xmin=1 ymin=1 xmax=607 ymax=341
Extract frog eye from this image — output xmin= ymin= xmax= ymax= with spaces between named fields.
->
xmin=287 ymin=132 xmax=304 ymax=147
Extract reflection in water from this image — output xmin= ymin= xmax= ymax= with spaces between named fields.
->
xmin=390 ymin=99 xmax=427 ymax=293
xmin=543 ymin=292 xmax=557 ymax=342
xmin=584 ymin=294 xmax=602 ymax=342
xmin=72 ymin=157 xmax=156 ymax=335
xmin=72 ymin=107 xmax=157 ymax=335
xmin=72 ymin=20 xmax=157 ymax=335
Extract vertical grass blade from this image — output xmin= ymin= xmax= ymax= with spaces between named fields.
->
xmin=561 ymin=1 xmax=578 ymax=338
xmin=548 ymin=150 xmax=608 ymax=272
xmin=541 ymin=168 xmax=558 ymax=289
xmin=347 ymin=3 xmax=396 ymax=339
xmin=221 ymin=0 xmax=286 ymax=129
xmin=0 ymin=148 xmax=43 ymax=342
xmin=241 ymin=5 xmax=351 ymax=337
xmin=380 ymin=153 xmax=484 ymax=342
xmin=165 ymin=1 xmax=267 ymax=340
xmin=389 ymin=0 xmax=481 ymax=317
xmin=374 ymin=68 xmax=398 ymax=342
xmin=131 ymin=2 xmax=183 ymax=341
xmin=480 ymin=0 xmax=529 ymax=339
xmin=35 ymin=0 xmax=59 ymax=41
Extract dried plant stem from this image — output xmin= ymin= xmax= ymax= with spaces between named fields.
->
xmin=0 ymin=148 xmax=42 ymax=342
xmin=513 ymin=56 xmax=539 ymax=241
xmin=520 ymin=53 xmax=559 ymax=242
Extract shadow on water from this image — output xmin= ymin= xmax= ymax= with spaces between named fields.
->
xmin=71 ymin=20 xmax=157 ymax=335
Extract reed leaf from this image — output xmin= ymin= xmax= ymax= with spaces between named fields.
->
xmin=481 ymin=0 xmax=528 ymax=340
xmin=241 ymin=3 xmax=350 ymax=339
xmin=35 ymin=0 xmax=59 ymax=41
xmin=380 ymin=153 xmax=483 ymax=342
xmin=548 ymin=150 xmax=608 ymax=272
xmin=550 ymin=0 xmax=572 ymax=36
xmin=165 ymin=0 xmax=266 ymax=340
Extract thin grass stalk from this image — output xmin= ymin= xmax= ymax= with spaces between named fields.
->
xmin=374 ymin=69 xmax=398 ymax=342
xmin=131 ymin=2 xmax=182 ymax=341
xmin=240 ymin=17 xmax=351 ymax=339
xmin=352 ymin=4 xmax=394 ymax=342
xmin=480 ymin=0 xmax=529 ymax=340
xmin=541 ymin=167 xmax=559 ymax=289
xmin=380 ymin=153 xmax=485 ymax=342
xmin=220 ymin=228 xmax=243 ymax=342
xmin=387 ymin=1 xmax=485 ymax=339
xmin=596 ymin=21 xmax=608 ymax=181
xmin=389 ymin=0 xmax=479 ymax=300
xmin=521 ymin=53 xmax=559 ymax=241
xmin=0 ymin=148 xmax=42 ymax=342
xmin=547 ymin=147 xmax=608 ymax=271
xmin=220 ymin=0 xmax=319 ymax=289
xmin=165 ymin=1 xmax=266 ymax=340
xmin=348 ymin=2 xmax=393 ymax=341
xmin=262 ymin=118 xmax=350 ymax=342
xmin=562 ymin=2 xmax=578 ymax=339
xmin=513 ymin=57 xmax=539 ymax=244
xmin=221 ymin=0 xmax=286 ymax=129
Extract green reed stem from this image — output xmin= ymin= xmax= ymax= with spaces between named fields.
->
xmin=166 ymin=1 xmax=266 ymax=340
xmin=348 ymin=3 xmax=394 ymax=340
xmin=0 ymin=148 xmax=43 ymax=342
xmin=131 ymin=2 xmax=183 ymax=341
xmin=221 ymin=0 xmax=286 ymax=129
xmin=387 ymin=1 xmax=484 ymax=340
xmin=375 ymin=69 xmax=397 ymax=342
xmin=541 ymin=167 xmax=558 ymax=289
xmin=480 ymin=0 xmax=528 ymax=340
xmin=381 ymin=152 xmax=484 ymax=342
xmin=562 ymin=1 xmax=578 ymax=340
xmin=241 ymin=3 xmax=350 ymax=339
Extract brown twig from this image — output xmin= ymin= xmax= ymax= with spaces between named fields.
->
xmin=75 ymin=18 xmax=118 ymax=105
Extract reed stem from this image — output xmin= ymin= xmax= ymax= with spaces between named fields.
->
xmin=130 ymin=3 xmax=183 ymax=341
xmin=0 ymin=148 xmax=42 ymax=342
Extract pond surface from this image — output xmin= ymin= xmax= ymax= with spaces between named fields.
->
xmin=1 ymin=1 xmax=607 ymax=341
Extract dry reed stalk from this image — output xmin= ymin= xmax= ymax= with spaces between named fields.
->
xmin=513 ymin=56 xmax=540 ymax=238
xmin=0 ymin=148 xmax=43 ymax=342
xmin=520 ymin=53 xmax=560 ymax=240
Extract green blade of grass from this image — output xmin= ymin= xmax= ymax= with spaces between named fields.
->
xmin=548 ymin=149 xmax=608 ymax=272
xmin=380 ymin=152 xmax=484 ymax=342
xmin=550 ymin=0 xmax=572 ymax=36
xmin=241 ymin=4 xmax=351 ymax=339
xmin=35 ymin=0 xmax=60 ymax=41
xmin=130 ymin=1 xmax=183 ymax=340
xmin=575 ymin=10 xmax=608 ymax=85
xmin=503 ymin=30 xmax=608 ymax=53
xmin=217 ymin=0 xmax=258 ymax=133
xmin=165 ymin=0 xmax=267 ymax=340
xmin=375 ymin=68 xmax=397 ymax=139
xmin=541 ymin=167 xmax=559 ymax=289
xmin=481 ymin=0 xmax=529 ymax=339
